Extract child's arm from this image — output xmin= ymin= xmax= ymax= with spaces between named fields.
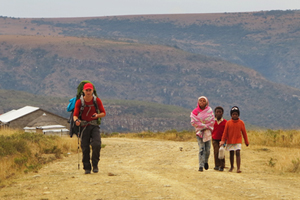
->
xmin=220 ymin=122 xmax=228 ymax=146
xmin=241 ymin=121 xmax=249 ymax=146
xmin=204 ymin=109 xmax=215 ymax=131
xmin=190 ymin=112 xmax=207 ymax=130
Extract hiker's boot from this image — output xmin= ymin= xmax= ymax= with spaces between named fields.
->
xmin=85 ymin=170 xmax=91 ymax=174
xmin=93 ymin=166 xmax=99 ymax=173
xmin=198 ymin=167 xmax=203 ymax=172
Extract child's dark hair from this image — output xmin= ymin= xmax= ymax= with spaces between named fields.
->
xmin=230 ymin=106 xmax=240 ymax=116
xmin=214 ymin=106 xmax=224 ymax=113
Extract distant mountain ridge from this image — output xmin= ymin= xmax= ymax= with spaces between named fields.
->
xmin=1 ymin=10 xmax=298 ymax=88
xmin=0 ymin=36 xmax=300 ymax=129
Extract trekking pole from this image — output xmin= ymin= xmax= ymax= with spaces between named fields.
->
xmin=78 ymin=126 xmax=80 ymax=170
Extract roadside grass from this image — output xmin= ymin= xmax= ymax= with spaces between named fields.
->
xmin=103 ymin=129 xmax=300 ymax=174
xmin=0 ymin=129 xmax=78 ymax=184
xmin=1 ymin=128 xmax=299 ymax=184
xmin=249 ymin=129 xmax=300 ymax=174
xmin=104 ymin=129 xmax=300 ymax=147
xmin=249 ymin=129 xmax=300 ymax=148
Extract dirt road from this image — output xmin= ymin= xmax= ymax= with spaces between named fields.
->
xmin=1 ymin=138 xmax=300 ymax=200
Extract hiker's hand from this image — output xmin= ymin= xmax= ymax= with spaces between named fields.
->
xmin=75 ymin=119 xmax=81 ymax=126
xmin=91 ymin=113 xmax=98 ymax=119
xmin=219 ymin=141 xmax=224 ymax=146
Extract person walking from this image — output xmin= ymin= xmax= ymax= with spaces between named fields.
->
xmin=190 ymin=96 xmax=215 ymax=172
xmin=220 ymin=106 xmax=249 ymax=173
xmin=73 ymin=82 xmax=106 ymax=174
xmin=212 ymin=106 xmax=227 ymax=171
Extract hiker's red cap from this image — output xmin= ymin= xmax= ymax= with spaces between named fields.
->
xmin=83 ymin=83 xmax=93 ymax=90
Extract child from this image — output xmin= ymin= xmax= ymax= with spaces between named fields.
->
xmin=212 ymin=106 xmax=227 ymax=171
xmin=220 ymin=106 xmax=249 ymax=173
xmin=190 ymin=96 xmax=215 ymax=172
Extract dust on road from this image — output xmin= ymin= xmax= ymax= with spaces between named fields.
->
xmin=1 ymin=138 xmax=300 ymax=200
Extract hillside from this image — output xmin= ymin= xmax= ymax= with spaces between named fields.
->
xmin=0 ymin=89 xmax=192 ymax=133
xmin=1 ymin=10 xmax=300 ymax=89
xmin=0 ymin=36 xmax=300 ymax=129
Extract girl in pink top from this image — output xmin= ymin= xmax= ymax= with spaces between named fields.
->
xmin=190 ymin=96 xmax=215 ymax=171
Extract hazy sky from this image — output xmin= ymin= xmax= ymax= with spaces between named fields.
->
xmin=1 ymin=0 xmax=300 ymax=18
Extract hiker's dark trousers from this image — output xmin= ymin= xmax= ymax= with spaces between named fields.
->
xmin=80 ymin=125 xmax=101 ymax=170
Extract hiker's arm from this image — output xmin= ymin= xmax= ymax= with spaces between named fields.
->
xmin=96 ymin=98 xmax=106 ymax=118
xmin=73 ymin=117 xmax=81 ymax=126
xmin=92 ymin=112 xmax=106 ymax=118
xmin=73 ymin=100 xmax=81 ymax=126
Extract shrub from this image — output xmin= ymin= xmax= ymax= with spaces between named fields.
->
xmin=0 ymin=130 xmax=78 ymax=182
xmin=14 ymin=157 xmax=28 ymax=168
xmin=268 ymin=157 xmax=276 ymax=167
xmin=291 ymin=158 xmax=300 ymax=173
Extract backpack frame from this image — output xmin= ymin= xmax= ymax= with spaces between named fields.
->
xmin=67 ymin=81 xmax=101 ymax=137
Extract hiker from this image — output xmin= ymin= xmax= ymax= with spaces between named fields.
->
xmin=212 ymin=106 xmax=227 ymax=171
xmin=73 ymin=82 xmax=106 ymax=174
xmin=190 ymin=96 xmax=215 ymax=172
xmin=220 ymin=106 xmax=249 ymax=173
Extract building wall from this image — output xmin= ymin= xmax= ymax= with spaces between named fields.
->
xmin=9 ymin=110 xmax=69 ymax=129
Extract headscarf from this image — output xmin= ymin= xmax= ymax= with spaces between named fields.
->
xmin=190 ymin=96 xmax=215 ymax=142
xmin=192 ymin=96 xmax=209 ymax=115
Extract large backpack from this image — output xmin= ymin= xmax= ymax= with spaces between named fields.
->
xmin=67 ymin=80 xmax=101 ymax=138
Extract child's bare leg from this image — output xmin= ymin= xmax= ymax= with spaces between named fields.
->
xmin=236 ymin=150 xmax=241 ymax=173
xmin=229 ymin=151 xmax=234 ymax=172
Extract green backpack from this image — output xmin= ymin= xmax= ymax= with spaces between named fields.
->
xmin=76 ymin=80 xmax=101 ymax=124
xmin=67 ymin=80 xmax=101 ymax=137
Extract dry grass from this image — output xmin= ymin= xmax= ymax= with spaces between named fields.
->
xmin=105 ymin=129 xmax=300 ymax=174
xmin=251 ymin=145 xmax=300 ymax=174
xmin=0 ymin=128 xmax=22 ymax=136
xmin=248 ymin=129 xmax=300 ymax=148
xmin=105 ymin=129 xmax=300 ymax=147
xmin=248 ymin=129 xmax=300 ymax=173
xmin=1 ymin=128 xmax=299 ymax=184
xmin=0 ymin=129 xmax=78 ymax=184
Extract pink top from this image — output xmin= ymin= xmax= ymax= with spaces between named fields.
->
xmin=190 ymin=96 xmax=215 ymax=142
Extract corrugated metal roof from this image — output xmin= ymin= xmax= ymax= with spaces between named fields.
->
xmin=0 ymin=106 xmax=40 ymax=123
